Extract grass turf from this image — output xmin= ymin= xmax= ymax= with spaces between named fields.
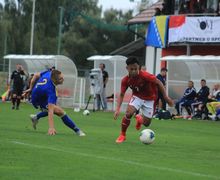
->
xmin=0 ymin=102 xmax=220 ymax=180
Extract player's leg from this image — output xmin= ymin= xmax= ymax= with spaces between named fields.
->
xmin=16 ymin=87 xmax=23 ymax=110
xmin=29 ymin=95 xmax=49 ymax=129
xmin=11 ymin=87 xmax=17 ymax=109
xmin=135 ymin=100 xmax=154 ymax=129
xmin=116 ymin=96 xmax=140 ymax=143
xmin=116 ymin=104 xmax=136 ymax=143
xmin=30 ymin=109 xmax=48 ymax=130
xmin=53 ymin=105 xmax=85 ymax=136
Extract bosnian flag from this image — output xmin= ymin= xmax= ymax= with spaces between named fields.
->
xmin=169 ymin=16 xmax=220 ymax=43
xmin=145 ymin=16 xmax=169 ymax=48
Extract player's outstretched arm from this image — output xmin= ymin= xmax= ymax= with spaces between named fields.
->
xmin=22 ymin=72 xmax=41 ymax=97
xmin=114 ymin=93 xmax=124 ymax=120
xmin=48 ymin=104 xmax=56 ymax=135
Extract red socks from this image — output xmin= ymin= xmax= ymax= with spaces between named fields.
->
xmin=121 ymin=116 xmax=131 ymax=136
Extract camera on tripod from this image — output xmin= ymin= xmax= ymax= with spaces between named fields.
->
xmin=89 ymin=68 xmax=103 ymax=95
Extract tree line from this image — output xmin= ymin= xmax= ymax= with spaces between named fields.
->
xmin=0 ymin=0 xmax=141 ymax=70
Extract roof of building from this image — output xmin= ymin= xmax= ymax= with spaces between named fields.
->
xmin=110 ymin=38 xmax=145 ymax=56
xmin=128 ymin=0 xmax=163 ymax=24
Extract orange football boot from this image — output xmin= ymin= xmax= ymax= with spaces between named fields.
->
xmin=115 ymin=134 xmax=126 ymax=143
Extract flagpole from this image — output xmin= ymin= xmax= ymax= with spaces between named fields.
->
xmin=30 ymin=0 xmax=36 ymax=55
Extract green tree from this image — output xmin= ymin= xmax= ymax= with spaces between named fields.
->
xmin=0 ymin=0 xmax=139 ymax=70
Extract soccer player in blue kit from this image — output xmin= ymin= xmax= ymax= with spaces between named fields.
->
xmin=23 ymin=69 xmax=85 ymax=136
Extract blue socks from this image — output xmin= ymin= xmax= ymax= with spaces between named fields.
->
xmin=36 ymin=111 xmax=48 ymax=120
xmin=61 ymin=114 xmax=80 ymax=133
xmin=35 ymin=112 xmax=80 ymax=133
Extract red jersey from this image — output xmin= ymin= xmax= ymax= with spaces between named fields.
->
xmin=121 ymin=70 xmax=158 ymax=100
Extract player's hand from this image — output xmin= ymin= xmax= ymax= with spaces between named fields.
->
xmin=114 ymin=109 xmax=120 ymax=120
xmin=22 ymin=88 xmax=31 ymax=97
xmin=165 ymin=96 xmax=174 ymax=107
xmin=48 ymin=128 xmax=56 ymax=136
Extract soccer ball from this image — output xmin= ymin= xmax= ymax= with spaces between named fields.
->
xmin=83 ymin=109 xmax=90 ymax=115
xmin=139 ymin=129 xmax=155 ymax=144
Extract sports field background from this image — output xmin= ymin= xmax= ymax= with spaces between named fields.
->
xmin=0 ymin=102 xmax=220 ymax=180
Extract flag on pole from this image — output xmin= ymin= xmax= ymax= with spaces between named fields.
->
xmin=145 ymin=15 xmax=169 ymax=48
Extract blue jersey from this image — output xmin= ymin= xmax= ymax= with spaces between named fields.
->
xmin=31 ymin=71 xmax=57 ymax=109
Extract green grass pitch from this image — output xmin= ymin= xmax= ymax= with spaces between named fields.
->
xmin=0 ymin=102 xmax=220 ymax=180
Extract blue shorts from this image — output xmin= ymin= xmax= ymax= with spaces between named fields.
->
xmin=31 ymin=97 xmax=48 ymax=110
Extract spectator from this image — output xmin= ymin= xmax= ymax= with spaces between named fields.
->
xmin=175 ymin=81 xmax=197 ymax=115
xmin=96 ymin=63 xmax=109 ymax=110
xmin=208 ymin=83 xmax=220 ymax=101
xmin=189 ymin=79 xmax=210 ymax=119
xmin=156 ymin=67 xmax=168 ymax=111
xmin=206 ymin=83 xmax=220 ymax=120
xmin=10 ymin=64 xmax=28 ymax=110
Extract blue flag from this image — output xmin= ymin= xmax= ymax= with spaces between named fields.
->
xmin=145 ymin=16 xmax=169 ymax=48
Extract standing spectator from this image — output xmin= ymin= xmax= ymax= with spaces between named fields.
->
xmin=97 ymin=63 xmax=108 ymax=110
xmin=175 ymin=81 xmax=197 ymax=115
xmin=114 ymin=57 xmax=173 ymax=143
xmin=156 ymin=67 xmax=168 ymax=111
xmin=10 ymin=64 xmax=28 ymax=110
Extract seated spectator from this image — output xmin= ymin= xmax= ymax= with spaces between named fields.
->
xmin=206 ymin=83 xmax=220 ymax=120
xmin=188 ymin=79 xmax=210 ymax=119
xmin=175 ymin=81 xmax=197 ymax=116
xmin=208 ymin=83 xmax=220 ymax=101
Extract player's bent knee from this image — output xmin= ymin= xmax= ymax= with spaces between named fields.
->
xmin=54 ymin=107 xmax=65 ymax=117
xmin=125 ymin=112 xmax=133 ymax=119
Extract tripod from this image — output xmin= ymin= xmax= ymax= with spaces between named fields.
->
xmin=84 ymin=86 xmax=104 ymax=112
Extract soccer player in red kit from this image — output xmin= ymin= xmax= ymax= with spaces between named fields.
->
xmin=114 ymin=56 xmax=173 ymax=143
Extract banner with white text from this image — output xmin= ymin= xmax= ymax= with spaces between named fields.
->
xmin=168 ymin=16 xmax=220 ymax=44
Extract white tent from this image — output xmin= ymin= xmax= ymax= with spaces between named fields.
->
xmin=161 ymin=55 xmax=220 ymax=100
xmin=87 ymin=55 xmax=129 ymax=111
xmin=4 ymin=54 xmax=78 ymax=108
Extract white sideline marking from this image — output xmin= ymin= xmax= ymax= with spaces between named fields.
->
xmin=12 ymin=140 xmax=220 ymax=179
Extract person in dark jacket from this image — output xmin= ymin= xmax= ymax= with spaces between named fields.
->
xmin=156 ymin=67 xmax=167 ymax=110
xmin=10 ymin=64 xmax=28 ymax=110
xmin=189 ymin=79 xmax=210 ymax=118
xmin=175 ymin=81 xmax=197 ymax=115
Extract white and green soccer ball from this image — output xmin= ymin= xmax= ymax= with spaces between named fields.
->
xmin=83 ymin=109 xmax=90 ymax=116
xmin=139 ymin=129 xmax=155 ymax=144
